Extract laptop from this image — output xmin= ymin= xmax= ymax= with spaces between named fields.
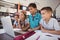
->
xmin=1 ymin=16 xmax=27 ymax=37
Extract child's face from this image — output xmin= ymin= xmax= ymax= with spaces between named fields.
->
xmin=41 ymin=10 xmax=52 ymax=20
xmin=19 ymin=13 xmax=25 ymax=20
xmin=14 ymin=16 xmax=19 ymax=21
xmin=28 ymin=7 xmax=36 ymax=14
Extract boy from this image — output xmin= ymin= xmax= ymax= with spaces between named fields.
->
xmin=40 ymin=7 xmax=60 ymax=35
xmin=28 ymin=3 xmax=41 ymax=31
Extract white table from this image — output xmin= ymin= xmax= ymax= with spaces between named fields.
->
xmin=26 ymin=30 xmax=59 ymax=40
xmin=0 ymin=29 xmax=59 ymax=40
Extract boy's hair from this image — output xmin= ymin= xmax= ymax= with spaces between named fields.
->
xmin=41 ymin=7 xmax=53 ymax=12
xmin=28 ymin=3 xmax=37 ymax=8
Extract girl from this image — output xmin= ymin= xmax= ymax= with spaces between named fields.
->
xmin=18 ymin=12 xmax=29 ymax=31
xmin=13 ymin=14 xmax=19 ymax=28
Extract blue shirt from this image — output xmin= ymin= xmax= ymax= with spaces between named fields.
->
xmin=28 ymin=12 xmax=41 ymax=28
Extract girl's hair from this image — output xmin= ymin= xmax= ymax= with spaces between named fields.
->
xmin=23 ymin=13 xmax=27 ymax=19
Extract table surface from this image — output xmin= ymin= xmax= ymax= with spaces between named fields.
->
xmin=0 ymin=30 xmax=60 ymax=40
xmin=0 ymin=33 xmax=60 ymax=40
xmin=0 ymin=33 xmax=14 ymax=40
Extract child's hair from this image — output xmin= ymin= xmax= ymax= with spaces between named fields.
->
xmin=41 ymin=7 xmax=53 ymax=12
xmin=28 ymin=3 xmax=37 ymax=8
xmin=23 ymin=13 xmax=27 ymax=19
xmin=20 ymin=12 xmax=27 ymax=19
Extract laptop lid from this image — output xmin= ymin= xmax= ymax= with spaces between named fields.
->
xmin=1 ymin=16 xmax=15 ymax=37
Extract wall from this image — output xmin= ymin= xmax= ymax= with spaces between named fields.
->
xmin=35 ymin=0 xmax=60 ymax=10
xmin=3 ymin=0 xmax=60 ymax=10
xmin=0 ymin=7 xmax=17 ymax=13
xmin=56 ymin=4 xmax=60 ymax=18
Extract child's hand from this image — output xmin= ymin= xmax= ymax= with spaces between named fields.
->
xmin=18 ymin=19 xmax=20 ymax=21
xmin=41 ymin=25 xmax=47 ymax=33
xmin=18 ymin=19 xmax=20 ymax=22
xmin=28 ymin=29 xmax=33 ymax=31
xmin=41 ymin=27 xmax=46 ymax=32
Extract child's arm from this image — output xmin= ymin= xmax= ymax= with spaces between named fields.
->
xmin=18 ymin=19 xmax=21 ymax=28
xmin=32 ymin=24 xmax=41 ymax=30
xmin=28 ymin=24 xmax=40 ymax=31
xmin=13 ymin=24 xmax=16 ymax=28
xmin=46 ymin=29 xmax=60 ymax=35
xmin=41 ymin=25 xmax=60 ymax=35
xmin=25 ymin=23 xmax=30 ymax=29
xmin=22 ymin=23 xmax=30 ymax=31
xmin=17 ymin=24 xmax=21 ymax=28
